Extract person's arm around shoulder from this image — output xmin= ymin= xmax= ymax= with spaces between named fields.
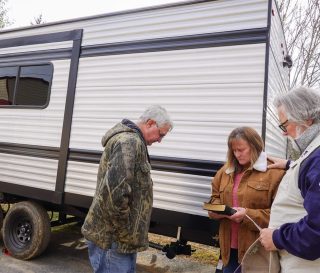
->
xmin=267 ymin=156 xmax=291 ymax=170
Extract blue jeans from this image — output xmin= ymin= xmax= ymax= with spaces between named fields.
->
xmin=223 ymin=248 xmax=241 ymax=273
xmin=87 ymin=241 xmax=137 ymax=273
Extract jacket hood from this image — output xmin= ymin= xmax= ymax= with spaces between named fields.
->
xmin=101 ymin=123 xmax=135 ymax=147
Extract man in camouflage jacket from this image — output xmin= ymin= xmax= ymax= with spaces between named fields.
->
xmin=82 ymin=105 xmax=172 ymax=273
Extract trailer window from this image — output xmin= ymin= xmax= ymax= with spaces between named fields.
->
xmin=0 ymin=64 xmax=52 ymax=107
xmin=0 ymin=67 xmax=18 ymax=105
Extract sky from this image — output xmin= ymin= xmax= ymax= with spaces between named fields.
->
xmin=6 ymin=0 xmax=181 ymax=29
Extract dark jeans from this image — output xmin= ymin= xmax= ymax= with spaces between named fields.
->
xmin=223 ymin=248 xmax=241 ymax=273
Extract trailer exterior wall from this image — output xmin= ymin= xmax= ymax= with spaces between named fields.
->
xmin=0 ymin=0 xmax=289 ymax=245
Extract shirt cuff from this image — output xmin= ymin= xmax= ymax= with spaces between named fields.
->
xmin=272 ymin=229 xmax=284 ymax=250
xmin=285 ymin=160 xmax=292 ymax=170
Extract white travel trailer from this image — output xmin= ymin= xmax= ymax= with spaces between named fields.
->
xmin=0 ymin=0 xmax=289 ymax=260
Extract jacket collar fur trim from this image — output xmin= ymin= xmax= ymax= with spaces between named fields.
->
xmin=225 ymin=151 xmax=267 ymax=174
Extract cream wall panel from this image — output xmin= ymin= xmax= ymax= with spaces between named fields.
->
xmin=70 ymin=44 xmax=266 ymax=161
xmin=0 ymin=153 xmax=58 ymax=190
xmin=265 ymin=0 xmax=289 ymax=158
xmin=65 ymin=161 xmax=211 ymax=217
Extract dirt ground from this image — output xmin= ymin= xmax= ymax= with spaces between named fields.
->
xmin=0 ymin=224 xmax=218 ymax=273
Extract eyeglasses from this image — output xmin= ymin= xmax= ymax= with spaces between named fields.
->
xmin=278 ymin=119 xmax=289 ymax=132
xmin=156 ymin=124 xmax=167 ymax=139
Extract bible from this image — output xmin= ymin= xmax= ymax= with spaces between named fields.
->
xmin=203 ymin=202 xmax=237 ymax=216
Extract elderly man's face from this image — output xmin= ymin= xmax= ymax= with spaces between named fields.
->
xmin=277 ymin=106 xmax=307 ymax=139
xmin=143 ymin=120 xmax=171 ymax=146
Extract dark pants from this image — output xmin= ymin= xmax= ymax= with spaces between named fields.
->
xmin=223 ymin=248 xmax=241 ymax=273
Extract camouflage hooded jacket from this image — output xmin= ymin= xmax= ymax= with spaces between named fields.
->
xmin=81 ymin=121 xmax=153 ymax=253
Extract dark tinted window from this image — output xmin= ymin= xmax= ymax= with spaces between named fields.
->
xmin=0 ymin=64 xmax=52 ymax=107
xmin=0 ymin=66 xmax=18 ymax=105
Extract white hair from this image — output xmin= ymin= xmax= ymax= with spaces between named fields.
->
xmin=274 ymin=86 xmax=320 ymax=125
xmin=137 ymin=105 xmax=173 ymax=129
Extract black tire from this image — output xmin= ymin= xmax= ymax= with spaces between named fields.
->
xmin=2 ymin=201 xmax=51 ymax=260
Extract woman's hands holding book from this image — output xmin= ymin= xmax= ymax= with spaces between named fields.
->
xmin=229 ymin=207 xmax=246 ymax=223
xmin=208 ymin=211 xmax=227 ymax=220
xmin=208 ymin=207 xmax=246 ymax=222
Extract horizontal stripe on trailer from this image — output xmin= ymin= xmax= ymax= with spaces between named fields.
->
xmin=0 ymin=30 xmax=82 ymax=49
xmin=0 ymin=181 xmax=62 ymax=204
xmin=0 ymin=28 xmax=267 ymax=63
xmin=70 ymin=149 xmax=223 ymax=177
xmin=81 ymin=28 xmax=268 ymax=57
xmin=0 ymin=143 xmax=60 ymax=160
xmin=0 ymin=144 xmax=223 ymax=177
xmin=0 ymin=48 xmax=72 ymax=64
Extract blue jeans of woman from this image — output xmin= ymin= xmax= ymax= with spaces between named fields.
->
xmin=223 ymin=248 xmax=241 ymax=273
xmin=87 ymin=240 xmax=137 ymax=273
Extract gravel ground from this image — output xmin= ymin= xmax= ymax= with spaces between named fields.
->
xmin=0 ymin=225 xmax=217 ymax=273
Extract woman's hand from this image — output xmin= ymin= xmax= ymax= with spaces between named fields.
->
xmin=267 ymin=156 xmax=288 ymax=169
xmin=229 ymin=207 xmax=246 ymax=223
xmin=208 ymin=211 xmax=226 ymax=220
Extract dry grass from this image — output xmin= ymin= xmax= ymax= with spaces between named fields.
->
xmin=148 ymin=233 xmax=219 ymax=266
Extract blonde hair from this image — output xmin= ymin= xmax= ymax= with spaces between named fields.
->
xmin=226 ymin=127 xmax=264 ymax=172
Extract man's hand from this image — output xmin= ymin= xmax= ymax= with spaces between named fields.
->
xmin=267 ymin=156 xmax=288 ymax=169
xmin=260 ymin=228 xmax=277 ymax=251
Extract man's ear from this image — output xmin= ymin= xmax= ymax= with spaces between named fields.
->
xmin=306 ymin=119 xmax=313 ymax=126
xmin=146 ymin=119 xmax=156 ymax=127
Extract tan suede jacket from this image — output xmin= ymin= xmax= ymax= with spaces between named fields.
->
xmin=210 ymin=160 xmax=285 ymax=265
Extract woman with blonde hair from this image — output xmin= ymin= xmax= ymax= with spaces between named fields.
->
xmin=208 ymin=127 xmax=284 ymax=273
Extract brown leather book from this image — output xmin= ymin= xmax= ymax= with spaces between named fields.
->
xmin=203 ymin=202 xmax=237 ymax=216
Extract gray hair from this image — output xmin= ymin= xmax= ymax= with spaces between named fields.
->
xmin=274 ymin=86 xmax=320 ymax=124
xmin=137 ymin=105 xmax=173 ymax=129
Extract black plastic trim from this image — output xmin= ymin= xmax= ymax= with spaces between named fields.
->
xmin=64 ymin=192 xmax=92 ymax=208
xmin=69 ymin=149 xmax=223 ymax=177
xmin=0 ymin=181 xmax=61 ymax=203
xmin=81 ymin=28 xmax=268 ymax=57
xmin=0 ymin=143 xmax=59 ymax=159
xmin=150 ymin=208 xmax=219 ymax=245
xmin=55 ymin=31 xmax=83 ymax=204
xmin=151 ymin=155 xmax=222 ymax=177
xmin=0 ymin=30 xmax=82 ymax=49
xmin=0 ymin=28 xmax=267 ymax=63
xmin=0 ymin=48 xmax=72 ymax=64
xmin=261 ymin=0 xmax=273 ymax=142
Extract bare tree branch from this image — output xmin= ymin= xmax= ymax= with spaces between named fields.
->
xmin=277 ymin=0 xmax=320 ymax=88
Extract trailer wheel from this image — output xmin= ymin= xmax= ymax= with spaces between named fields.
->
xmin=2 ymin=201 xmax=51 ymax=260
